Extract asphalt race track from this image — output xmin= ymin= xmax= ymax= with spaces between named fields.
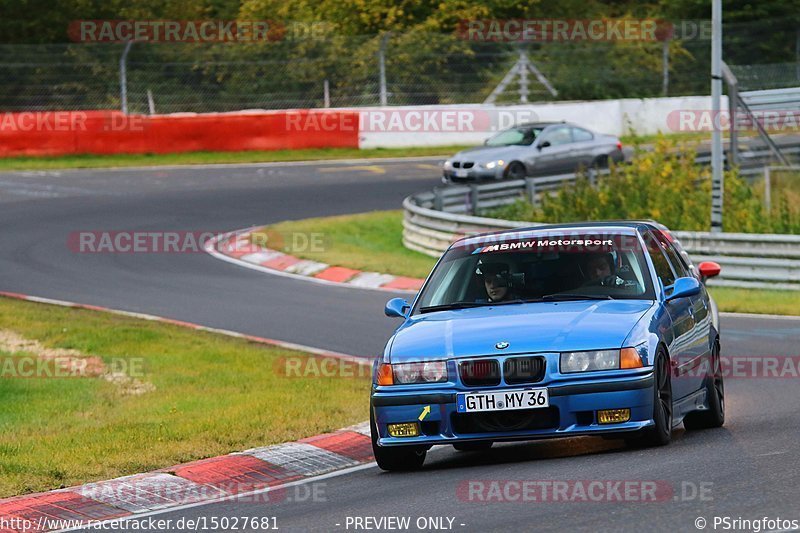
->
xmin=1 ymin=158 xmax=799 ymax=532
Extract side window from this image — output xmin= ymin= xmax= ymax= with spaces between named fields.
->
xmin=541 ymin=126 xmax=572 ymax=147
xmin=571 ymin=127 xmax=593 ymax=142
xmin=644 ymin=234 xmax=676 ymax=288
xmin=652 ymin=231 xmax=689 ymax=278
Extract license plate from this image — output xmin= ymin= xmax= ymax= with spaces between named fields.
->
xmin=457 ymin=388 xmax=549 ymax=413
xmin=455 ymin=169 xmax=469 ymax=177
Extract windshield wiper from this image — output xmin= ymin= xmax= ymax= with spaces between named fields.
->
xmin=419 ymin=298 xmax=544 ymax=313
xmin=419 ymin=302 xmax=486 ymax=313
xmin=541 ymin=293 xmax=614 ymax=301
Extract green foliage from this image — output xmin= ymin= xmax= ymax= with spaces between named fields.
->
xmin=486 ymin=138 xmax=800 ymax=234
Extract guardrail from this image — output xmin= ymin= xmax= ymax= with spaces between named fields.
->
xmin=403 ymin=181 xmax=800 ymax=291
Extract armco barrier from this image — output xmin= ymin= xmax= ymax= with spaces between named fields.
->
xmin=0 ymin=110 xmax=359 ymax=157
xmin=403 ymin=194 xmax=800 ymax=290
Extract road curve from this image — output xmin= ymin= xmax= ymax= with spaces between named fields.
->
xmin=1 ymin=159 xmax=799 ymax=532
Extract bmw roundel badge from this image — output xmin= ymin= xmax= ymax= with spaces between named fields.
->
xmin=495 ymin=341 xmax=510 ymax=350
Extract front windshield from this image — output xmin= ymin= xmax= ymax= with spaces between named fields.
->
xmin=485 ymin=127 xmax=542 ymax=147
xmin=415 ymin=230 xmax=655 ymax=313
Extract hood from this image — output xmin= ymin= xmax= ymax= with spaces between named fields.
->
xmin=388 ymin=300 xmax=655 ymax=361
xmin=451 ymin=145 xmax=525 ymax=162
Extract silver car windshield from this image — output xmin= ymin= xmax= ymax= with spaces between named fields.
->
xmin=416 ymin=231 xmax=655 ymax=313
xmin=485 ymin=127 xmax=543 ymax=147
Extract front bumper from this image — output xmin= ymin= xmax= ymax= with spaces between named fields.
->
xmin=442 ymin=167 xmax=503 ymax=183
xmin=371 ymin=372 xmax=654 ymax=447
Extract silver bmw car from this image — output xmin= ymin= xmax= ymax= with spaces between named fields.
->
xmin=442 ymin=121 xmax=624 ymax=183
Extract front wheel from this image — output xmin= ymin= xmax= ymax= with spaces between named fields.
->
xmin=626 ymin=350 xmax=673 ymax=448
xmin=371 ymin=407 xmax=426 ymax=471
xmin=684 ymin=341 xmax=725 ymax=430
xmin=504 ymin=161 xmax=526 ymax=180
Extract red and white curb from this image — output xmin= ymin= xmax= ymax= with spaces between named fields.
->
xmin=0 ymin=291 xmax=374 ymax=532
xmin=204 ymin=228 xmax=425 ymax=294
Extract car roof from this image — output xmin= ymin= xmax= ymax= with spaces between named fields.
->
xmin=514 ymin=121 xmax=565 ymax=128
xmin=453 ymin=220 xmax=663 ymax=248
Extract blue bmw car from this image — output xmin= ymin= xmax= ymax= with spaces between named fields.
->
xmin=371 ymin=221 xmax=725 ymax=471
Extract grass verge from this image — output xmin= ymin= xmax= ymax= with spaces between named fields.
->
xmin=0 ymin=296 xmax=369 ymax=498
xmin=254 ymin=210 xmax=800 ymax=316
xmin=254 ymin=210 xmax=436 ymax=279
xmin=0 ymin=146 xmax=469 ymax=171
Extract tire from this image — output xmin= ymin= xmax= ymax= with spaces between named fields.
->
xmin=684 ymin=341 xmax=725 ymax=430
xmin=370 ymin=406 xmax=426 ymax=471
xmin=592 ymin=155 xmax=609 ymax=170
xmin=453 ymin=441 xmax=493 ymax=452
xmin=627 ymin=349 xmax=673 ymax=448
xmin=504 ymin=161 xmax=526 ymax=180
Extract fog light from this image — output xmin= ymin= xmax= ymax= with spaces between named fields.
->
xmin=387 ymin=422 xmax=420 ymax=437
xmin=597 ymin=409 xmax=631 ymax=424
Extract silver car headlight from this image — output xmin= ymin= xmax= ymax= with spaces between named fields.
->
xmin=560 ymin=348 xmax=644 ymax=373
xmin=443 ymin=160 xmax=453 ymax=170
xmin=392 ymin=361 xmax=448 ymax=384
xmin=484 ymin=159 xmax=505 ymax=169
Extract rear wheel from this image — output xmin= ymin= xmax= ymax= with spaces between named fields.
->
xmin=453 ymin=441 xmax=493 ymax=452
xmin=684 ymin=341 xmax=725 ymax=430
xmin=370 ymin=406 xmax=426 ymax=471
xmin=627 ymin=350 xmax=672 ymax=448
xmin=504 ymin=161 xmax=526 ymax=180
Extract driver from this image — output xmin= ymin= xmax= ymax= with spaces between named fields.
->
xmin=475 ymin=261 xmax=517 ymax=302
xmin=582 ymin=252 xmax=625 ymax=288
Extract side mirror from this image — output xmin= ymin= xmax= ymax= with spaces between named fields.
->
xmin=538 ymin=140 xmax=551 ymax=150
xmin=385 ymin=297 xmax=410 ymax=318
xmin=666 ymin=276 xmax=701 ymax=302
xmin=698 ymin=261 xmax=721 ymax=281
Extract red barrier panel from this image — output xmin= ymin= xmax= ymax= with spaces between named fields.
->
xmin=0 ymin=110 xmax=360 ymax=157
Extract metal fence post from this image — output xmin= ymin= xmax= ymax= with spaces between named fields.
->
xmin=433 ymin=187 xmax=444 ymax=211
xmin=764 ymin=166 xmax=772 ymax=214
xmin=378 ymin=33 xmax=390 ymax=106
xmin=119 ymin=40 xmax=133 ymax=114
xmin=525 ymin=177 xmax=537 ymax=207
xmin=469 ymin=184 xmax=479 ymax=215
xmin=323 ymin=79 xmax=330 ymax=108
xmin=662 ymin=38 xmax=670 ymax=96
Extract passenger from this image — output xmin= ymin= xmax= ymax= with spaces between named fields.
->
xmin=475 ymin=261 xmax=517 ymax=302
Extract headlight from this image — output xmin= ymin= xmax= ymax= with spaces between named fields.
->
xmin=443 ymin=160 xmax=453 ymax=170
xmin=484 ymin=159 xmax=505 ymax=169
xmin=560 ymin=348 xmax=643 ymax=373
xmin=388 ymin=362 xmax=448 ymax=384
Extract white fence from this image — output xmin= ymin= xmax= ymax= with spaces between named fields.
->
xmin=356 ymin=95 xmax=726 ymax=148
